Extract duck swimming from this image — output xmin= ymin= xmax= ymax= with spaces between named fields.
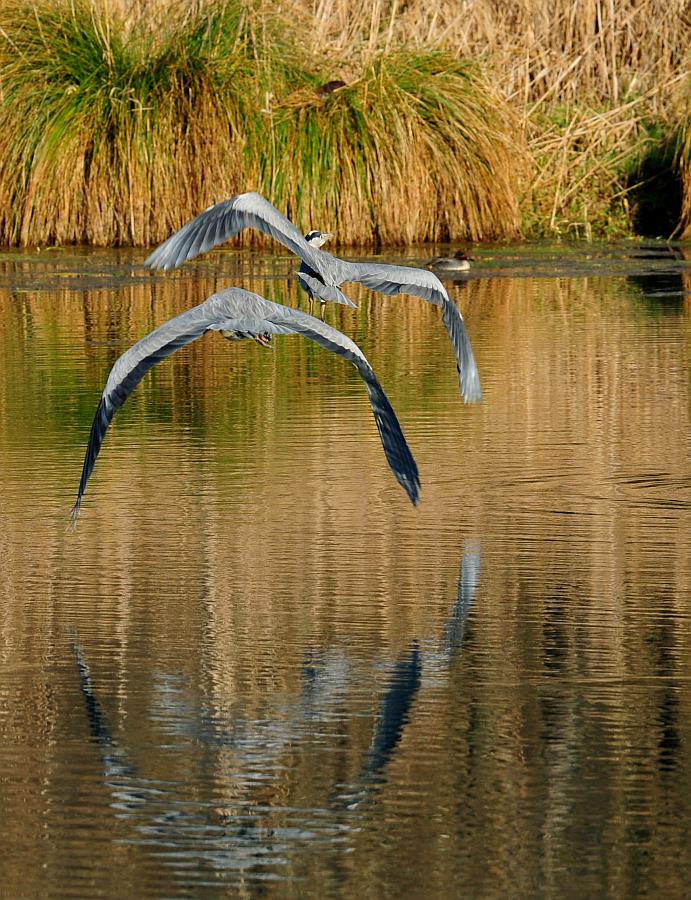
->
xmin=427 ymin=250 xmax=474 ymax=273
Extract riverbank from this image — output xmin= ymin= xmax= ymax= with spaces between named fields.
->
xmin=0 ymin=0 xmax=688 ymax=246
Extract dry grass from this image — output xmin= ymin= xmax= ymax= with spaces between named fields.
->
xmin=254 ymin=52 xmax=522 ymax=243
xmin=0 ymin=0 xmax=688 ymax=245
xmin=0 ymin=0 xmax=524 ymax=246
xmin=676 ymin=110 xmax=691 ymax=239
xmin=0 ymin=0 xmax=268 ymax=245
xmin=280 ymin=0 xmax=691 ymax=239
xmin=525 ymin=74 xmax=689 ymax=237
xmin=288 ymin=0 xmax=688 ymax=105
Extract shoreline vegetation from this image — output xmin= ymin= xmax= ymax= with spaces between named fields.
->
xmin=0 ymin=0 xmax=688 ymax=248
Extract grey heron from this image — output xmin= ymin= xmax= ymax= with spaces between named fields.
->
xmin=143 ymin=192 xmax=482 ymax=404
xmin=427 ymin=249 xmax=474 ymax=273
xmin=70 ymin=287 xmax=420 ymax=524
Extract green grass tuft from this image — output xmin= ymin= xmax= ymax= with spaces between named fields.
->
xmin=0 ymin=0 xmax=524 ymax=247
xmin=253 ymin=51 xmax=523 ymax=244
xmin=0 ymin=0 xmax=293 ymax=245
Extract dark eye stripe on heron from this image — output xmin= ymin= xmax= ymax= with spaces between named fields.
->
xmin=70 ymin=287 xmax=420 ymax=526
xmin=144 ymin=192 xmax=481 ymax=405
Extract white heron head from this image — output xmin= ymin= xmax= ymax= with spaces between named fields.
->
xmin=304 ymin=230 xmax=333 ymax=247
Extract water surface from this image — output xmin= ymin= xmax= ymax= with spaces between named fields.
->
xmin=1 ymin=241 xmax=690 ymax=897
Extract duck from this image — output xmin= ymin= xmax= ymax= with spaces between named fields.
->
xmin=427 ymin=249 xmax=474 ymax=273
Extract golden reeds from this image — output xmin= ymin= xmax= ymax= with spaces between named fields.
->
xmin=0 ymin=0 xmax=688 ymax=245
xmin=254 ymin=52 xmax=523 ymax=243
xmin=676 ymin=108 xmax=691 ymax=240
xmin=0 ymin=0 xmax=272 ymax=246
xmin=295 ymin=0 xmax=690 ymax=240
xmin=291 ymin=0 xmax=688 ymax=110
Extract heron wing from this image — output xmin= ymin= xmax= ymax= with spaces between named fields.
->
xmin=260 ymin=303 xmax=420 ymax=506
xmin=70 ymin=297 xmax=236 ymax=524
xmin=144 ymin=192 xmax=329 ymax=276
xmin=335 ymin=259 xmax=482 ymax=404
xmin=72 ymin=288 xmax=419 ymax=521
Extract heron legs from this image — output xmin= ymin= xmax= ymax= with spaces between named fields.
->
xmin=220 ymin=329 xmax=273 ymax=347
xmin=306 ymin=296 xmax=327 ymax=321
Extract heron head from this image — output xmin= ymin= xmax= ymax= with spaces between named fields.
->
xmin=304 ymin=230 xmax=332 ymax=248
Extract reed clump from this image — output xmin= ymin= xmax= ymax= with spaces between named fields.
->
xmin=299 ymin=0 xmax=690 ymax=240
xmin=0 ymin=0 xmax=297 ymax=245
xmin=0 ymin=0 xmax=523 ymax=246
xmin=257 ymin=52 xmax=521 ymax=244
xmin=0 ymin=0 xmax=688 ymax=245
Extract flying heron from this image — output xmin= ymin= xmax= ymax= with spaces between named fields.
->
xmin=143 ymin=192 xmax=482 ymax=404
xmin=70 ymin=288 xmax=420 ymax=525
xmin=427 ymin=249 xmax=474 ymax=274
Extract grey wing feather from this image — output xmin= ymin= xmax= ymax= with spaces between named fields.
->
xmin=71 ymin=288 xmax=419 ymax=522
xmin=298 ymin=270 xmax=357 ymax=308
xmin=144 ymin=192 xmax=329 ymax=276
xmin=263 ymin=305 xmax=420 ymax=505
xmin=336 ymin=259 xmax=482 ymax=404
xmin=71 ymin=300 xmax=224 ymax=524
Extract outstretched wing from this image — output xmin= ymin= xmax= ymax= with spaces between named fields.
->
xmin=334 ymin=259 xmax=482 ymax=404
xmin=145 ymin=193 xmax=356 ymax=307
xmin=71 ymin=300 xmax=226 ymax=525
xmin=259 ymin=302 xmax=421 ymax=506
xmin=145 ymin=192 xmax=325 ymax=274
xmin=71 ymin=288 xmax=419 ymax=522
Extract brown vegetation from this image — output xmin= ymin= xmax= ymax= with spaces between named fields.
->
xmin=0 ymin=0 xmax=689 ymax=245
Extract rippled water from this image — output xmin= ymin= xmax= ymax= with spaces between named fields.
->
xmin=1 ymin=241 xmax=690 ymax=897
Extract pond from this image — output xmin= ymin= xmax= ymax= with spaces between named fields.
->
xmin=1 ymin=240 xmax=690 ymax=897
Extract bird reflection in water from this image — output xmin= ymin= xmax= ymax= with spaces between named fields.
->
xmin=334 ymin=541 xmax=482 ymax=808
xmin=70 ymin=632 xmax=157 ymax=816
xmin=68 ymin=542 xmax=482 ymax=873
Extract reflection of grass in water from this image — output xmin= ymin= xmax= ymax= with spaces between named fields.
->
xmin=0 ymin=272 xmax=464 ymax=460
xmin=0 ymin=0 xmax=522 ymax=247
xmin=2 ymin=264 xmax=690 ymax=724
xmin=6 ymin=256 xmax=688 ymax=470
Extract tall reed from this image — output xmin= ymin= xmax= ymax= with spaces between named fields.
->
xmin=0 ymin=0 xmax=688 ymax=244
xmin=294 ymin=0 xmax=687 ymax=107
xmin=0 ymin=0 xmax=523 ymax=246
xmin=290 ymin=0 xmax=690 ymax=239
xmin=253 ymin=51 xmax=522 ymax=243
xmin=676 ymin=116 xmax=691 ymax=240
xmin=0 ymin=0 xmax=295 ymax=245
